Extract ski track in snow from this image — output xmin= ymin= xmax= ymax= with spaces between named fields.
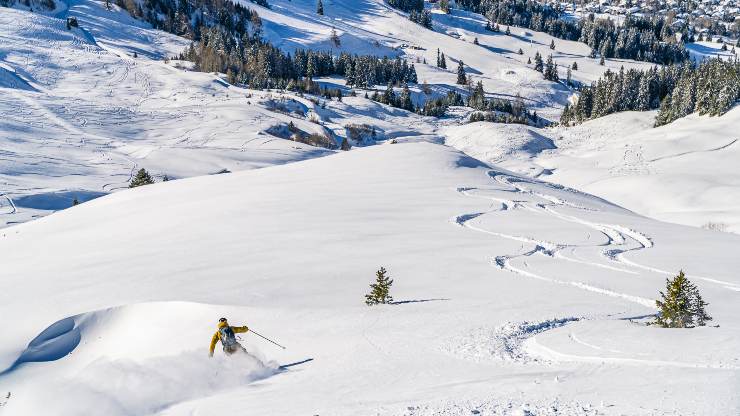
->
xmin=453 ymin=170 xmax=740 ymax=302
xmin=526 ymin=335 xmax=740 ymax=370
xmin=449 ymin=170 xmax=740 ymax=369
xmin=454 ymin=172 xmax=654 ymax=308
xmin=442 ymin=317 xmax=581 ymax=364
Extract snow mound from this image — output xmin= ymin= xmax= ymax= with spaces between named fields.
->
xmin=8 ymin=350 xmax=276 ymax=416
xmin=4 ymin=301 xmax=280 ymax=415
xmin=443 ymin=122 xmax=554 ymax=167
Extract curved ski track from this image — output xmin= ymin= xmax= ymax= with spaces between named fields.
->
xmin=453 ymin=170 xmax=740 ymax=307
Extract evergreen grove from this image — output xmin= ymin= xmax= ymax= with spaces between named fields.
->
xmin=460 ymin=0 xmax=688 ymax=65
xmin=561 ymin=58 xmax=740 ymax=127
xmin=180 ymin=25 xmax=419 ymax=91
xmin=108 ymin=0 xmax=541 ymax=124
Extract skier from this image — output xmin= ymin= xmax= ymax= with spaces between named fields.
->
xmin=209 ymin=317 xmax=249 ymax=357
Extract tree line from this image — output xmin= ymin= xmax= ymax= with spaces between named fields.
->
xmin=385 ymin=0 xmax=432 ymax=28
xmin=457 ymin=0 xmax=689 ymax=65
xmin=561 ymin=58 xmax=739 ymax=126
xmin=114 ymin=0 xmax=268 ymax=38
xmin=181 ymin=26 xmax=418 ymax=90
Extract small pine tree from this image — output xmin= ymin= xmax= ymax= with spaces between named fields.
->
xmin=129 ymin=168 xmax=155 ymax=188
xmin=440 ymin=53 xmax=447 ymax=69
xmin=550 ymin=39 xmax=555 ymax=50
xmin=505 ymin=26 xmax=511 ymax=35
xmin=340 ymin=137 xmax=351 ymax=150
xmin=365 ymin=267 xmax=394 ymax=305
xmin=473 ymin=37 xmax=479 ymax=45
xmin=518 ymin=48 xmax=523 ymax=55
xmin=599 ymin=55 xmax=605 ymax=66
xmin=72 ymin=197 xmax=79 ymax=206
xmin=316 ymin=0 xmax=323 ymax=15
xmin=572 ymin=61 xmax=578 ymax=70
xmin=534 ymin=52 xmax=543 ymax=72
xmin=456 ymin=60 xmax=467 ymax=85
xmin=399 ymin=83 xmax=414 ymax=111
xmin=527 ymin=57 xmax=532 ymax=64
xmin=654 ymin=270 xmax=712 ymax=328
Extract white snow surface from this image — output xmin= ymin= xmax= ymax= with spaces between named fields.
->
xmin=445 ymin=108 xmax=740 ymax=233
xmin=2 ymin=1 xmax=740 ymax=415
xmin=2 ymin=142 xmax=740 ymax=415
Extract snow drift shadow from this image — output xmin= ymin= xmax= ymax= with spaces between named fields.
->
xmin=0 ymin=65 xmax=38 ymax=91
xmin=13 ymin=191 xmax=107 ymax=211
xmin=6 ymin=350 xmax=279 ymax=416
xmin=391 ymin=298 xmax=451 ymax=305
xmin=0 ymin=317 xmax=81 ymax=376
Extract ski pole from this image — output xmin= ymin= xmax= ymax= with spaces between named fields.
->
xmin=249 ymin=329 xmax=286 ymax=350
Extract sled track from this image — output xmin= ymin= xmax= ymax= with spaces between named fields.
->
xmin=453 ymin=170 xmax=740 ymax=307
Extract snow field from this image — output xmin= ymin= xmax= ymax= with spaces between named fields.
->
xmin=1 ymin=143 xmax=739 ymax=415
xmin=2 ymin=0 xmax=740 ymax=414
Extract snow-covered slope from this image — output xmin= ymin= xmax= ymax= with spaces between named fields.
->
xmin=539 ymin=107 xmax=740 ymax=233
xmin=445 ymin=107 xmax=740 ymax=233
xmin=2 ymin=142 xmax=740 ymax=415
xmin=2 ymin=2 xmax=740 ymax=414
xmin=1 ymin=0 xmax=655 ymax=229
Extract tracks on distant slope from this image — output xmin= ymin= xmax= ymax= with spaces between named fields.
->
xmin=453 ymin=170 xmax=740 ymax=307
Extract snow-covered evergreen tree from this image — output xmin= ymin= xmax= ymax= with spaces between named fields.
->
xmin=365 ymin=267 xmax=394 ymax=305
xmin=399 ymin=84 xmax=414 ymax=111
xmin=533 ymin=52 xmax=543 ymax=72
xmin=129 ymin=168 xmax=155 ymax=188
xmin=654 ymin=270 xmax=712 ymax=328
xmin=544 ymin=54 xmax=558 ymax=81
xmin=316 ymin=0 xmax=323 ymax=15
xmin=456 ymin=60 xmax=467 ymax=85
xmin=636 ymin=74 xmax=651 ymax=111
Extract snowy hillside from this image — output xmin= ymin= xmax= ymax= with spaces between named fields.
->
xmin=2 ymin=143 xmax=740 ymax=415
xmin=2 ymin=0 xmax=740 ymax=414
xmin=445 ymin=107 xmax=740 ymax=233
xmin=0 ymin=0 xmax=661 ymax=228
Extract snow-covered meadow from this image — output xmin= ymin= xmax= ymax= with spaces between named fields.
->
xmin=2 ymin=143 xmax=740 ymax=415
xmin=1 ymin=0 xmax=740 ymax=414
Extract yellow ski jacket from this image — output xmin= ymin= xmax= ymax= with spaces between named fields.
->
xmin=209 ymin=321 xmax=248 ymax=356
